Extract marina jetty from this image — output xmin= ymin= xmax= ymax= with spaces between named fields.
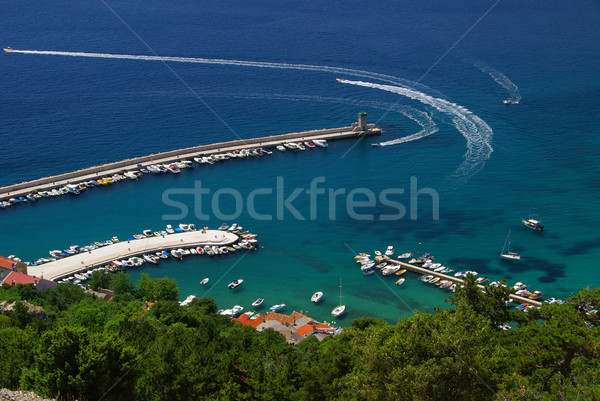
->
xmin=28 ymin=229 xmax=238 ymax=281
xmin=378 ymin=255 xmax=543 ymax=307
xmin=0 ymin=113 xmax=380 ymax=201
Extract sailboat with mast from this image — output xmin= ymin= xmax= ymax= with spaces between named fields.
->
xmin=521 ymin=208 xmax=544 ymax=231
xmin=331 ymin=278 xmax=346 ymax=317
xmin=500 ymin=229 xmax=521 ymax=261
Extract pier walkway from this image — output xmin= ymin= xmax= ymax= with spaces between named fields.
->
xmin=27 ymin=230 xmax=238 ymax=281
xmin=0 ymin=123 xmax=381 ymax=200
xmin=380 ymin=256 xmax=543 ymax=307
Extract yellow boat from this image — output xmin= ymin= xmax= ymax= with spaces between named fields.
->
xmin=97 ymin=179 xmax=107 ymax=185
xmin=395 ymin=269 xmax=407 ymax=276
xmin=3 ymin=47 xmax=12 ymax=52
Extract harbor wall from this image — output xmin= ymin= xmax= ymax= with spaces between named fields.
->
xmin=0 ymin=123 xmax=380 ymax=199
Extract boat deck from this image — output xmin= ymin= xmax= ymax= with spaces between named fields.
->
xmin=380 ymin=256 xmax=543 ymax=307
xmin=27 ymin=230 xmax=239 ymax=281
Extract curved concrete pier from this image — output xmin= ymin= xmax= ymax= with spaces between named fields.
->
xmin=27 ymin=230 xmax=239 ymax=281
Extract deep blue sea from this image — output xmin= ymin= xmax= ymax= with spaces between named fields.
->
xmin=2 ymin=1 xmax=600 ymax=325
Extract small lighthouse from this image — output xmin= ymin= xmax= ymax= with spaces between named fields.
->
xmin=352 ymin=111 xmax=368 ymax=132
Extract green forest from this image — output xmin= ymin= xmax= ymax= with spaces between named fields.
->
xmin=1 ymin=272 xmax=599 ymax=401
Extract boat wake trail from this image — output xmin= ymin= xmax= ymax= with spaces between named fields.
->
xmin=473 ymin=61 xmax=521 ymax=103
xmin=338 ymin=79 xmax=493 ymax=184
xmin=9 ymin=49 xmax=493 ymax=183
xmin=377 ymin=109 xmax=438 ymax=147
xmin=9 ymin=49 xmax=434 ymax=93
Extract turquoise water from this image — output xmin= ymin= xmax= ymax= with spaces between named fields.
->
xmin=1 ymin=1 xmax=600 ymax=324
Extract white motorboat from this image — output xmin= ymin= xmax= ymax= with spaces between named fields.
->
xmin=231 ymin=305 xmax=244 ymax=315
xmin=143 ymin=254 xmax=158 ymax=264
xmin=500 ymin=230 xmax=521 ymax=261
xmin=276 ymin=145 xmax=286 ymax=152
xmin=252 ymin=298 xmax=264 ymax=308
xmin=361 ymin=262 xmax=375 ymax=271
xmin=395 ymin=278 xmax=406 ymax=285
xmin=385 ymin=245 xmax=395 ymax=256
xmin=313 ymin=139 xmax=328 ymax=148
xmin=218 ymin=223 xmax=229 ymax=230
xmin=166 ymin=224 xmax=175 ymax=234
xmin=381 ymin=265 xmax=401 ymax=276
xmin=200 ymin=278 xmax=209 ymax=285
xmin=170 ymin=249 xmax=182 ymax=258
xmin=311 ymin=291 xmax=323 ymax=303
xmin=228 ymin=279 xmax=243 ymax=289
xmin=269 ymin=304 xmax=286 ymax=311
xmin=179 ymin=223 xmax=190 ymax=231
xmin=331 ymin=278 xmax=346 ymax=317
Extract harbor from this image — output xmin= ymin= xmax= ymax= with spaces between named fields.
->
xmin=0 ymin=114 xmax=380 ymax=204
xmin=354 ymin=247 xmax=548 ymax=310
xmin=27 ymin=227 xmax=245 ymax=281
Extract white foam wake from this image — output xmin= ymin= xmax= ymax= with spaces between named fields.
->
xmin=338 ymin=79 xmax=493 ymax=183
xmin=474 ymin=61 xmax=521 ymax=103
xmin=377 ymin=109 xmax=438 ymax=146
xmin=10 ymin=49 xmax=434 ymax=93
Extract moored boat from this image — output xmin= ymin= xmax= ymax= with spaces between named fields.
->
xmin=200 ymin=277 xmax=209 ymax=285
xmin=521 ymin=209 xmax=544 ymax=231
xmin=269 ymin=304 xmax=286 ymax=311
xmin=311 ymin=291 xmax=323 ymax=303
xmin=395 ymin=278 xmax=406 ymax=285
xmin=228 ymin=279 xmax=243 ymax=289
xmin=331 ymin=278 xmax=346 ymax=317
xmin=252 ymin=298 xmax=265 ymax=308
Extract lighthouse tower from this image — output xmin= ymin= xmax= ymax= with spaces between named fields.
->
xmin=352 ymin=112 xmax=368 ymax=132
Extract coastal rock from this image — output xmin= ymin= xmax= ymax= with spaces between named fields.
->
xmin=0 ymin=389 xmax=54 ymax=401
xmin=0 ymin=301 xmax=47 ymax=320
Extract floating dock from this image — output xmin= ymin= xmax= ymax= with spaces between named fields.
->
xmin=0 ymin=114 xmax=380 ymax=201
xmin=379 ymin=256 xmax=543 ymax=307
xmin=27 ymin=230 xmax=239 ymax=281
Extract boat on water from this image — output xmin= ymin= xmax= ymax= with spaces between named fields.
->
xmin=360 ymin=262 xmax=375 ymax=271
xmin=397 ymin=252 xmax=412 ymax=259
xmin=269 ymin=304 xmax=286 ymax=311
xmin=362 ymin=269 xmax=375 ymax=275
xmin=500 ymin=229 xmax=521 ymax=261
xmin=354 ymin=252 xmax=370 ymax=259
xmin=200 ymin=278 xmax=209 ymax=285
xmin=228 ymin=279 xmax=243 ymax=289
xmin=304 ymin=140 xmax=316 ymax=148
xmin=372 ymin=142 xmax=382 ymax=147
xmin=521 ymin=209 xmax=544 ymax=231
xmin=276 ymin=145 xmax=286 ymax=152
xmin=252 ymin=298 xmax=265 ymax=308
xmin=395 ymin=269 xmax=407 ymax=276
xmin=4 ymin=47 xmax=13 ymax=52
xmin=395 ymin=278 xmax=406 ymax=285
xmin=311 ymin=291 xmax=323 ymax=303
xmin=381 ymin=265 xmax=401 ymax=276
xmin=331 ymin=278 xmax=346 ymax=318
xmin=385 ymin=245 xmax=394 ymax=256
xmin=313 ymin=139 xmax=328 ymax=148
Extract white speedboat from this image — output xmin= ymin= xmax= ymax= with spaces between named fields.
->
xmin=179 ymin=223 xmax=190 ymax=231
xmin=143 ymin=254 xmax=158 ymax=264
xmin=311 ymin=291 xmax=323 ymax=303
xmin=361 ymin=262 xmax=375 ymax=271
xmin=269 ymin=304 xmax=286 ymax=311
xmin=170 ymin=249 xmax=182 ymax=258
xmin=381 ymin=265 xmax=401 ymax=276
xmin=228 ymin=279 xmax=243 ymax=289
xmin=231 ymin=305 xmax=244 ymax=315
xmin=166 ymin=225 xmax=175 ymax=234
xmin=385 ymin=245 xmax=395 ymax=256
xmin=200 ymin=278 xmax=209 ymax=285
xmin=313 ymin=139 xmax=328 ymax=148
xmin=276 ymin=145 xmax=286 ymax=152
xmin=395 ymin=278 xmax=406 ymax=285
xmin=252 ymin=298 xmax=264 ymax=308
